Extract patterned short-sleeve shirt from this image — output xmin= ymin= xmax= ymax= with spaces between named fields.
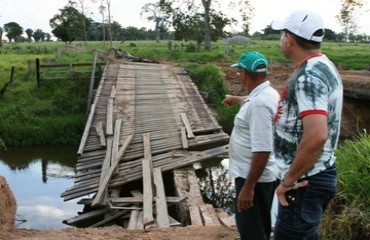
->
xmin=274 ymin=54 xmax=343 ymax=179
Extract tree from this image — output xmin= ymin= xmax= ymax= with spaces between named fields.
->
xmin=50 ymin=4 xmax=86 ymax=43
xmin=25 ymin=28 xmax=34 ymax=42
xmin=45 ymin=33 xmax=52 ymax=41
xmin=141 ymin=1 xmax=172 ymax=42
xmin=0 ymin=27 xmax=3 ymax=48
xmin=3 ymin=22 xmax=23 ymax=42
xmin=238 ymin=0 xmax=254 ymax=35
xmin=336 ymin=0 xmax=363 ymax=41
xmin=324 ymin=28 xmax=338 ymax=41
xmin=33 ymin=29 xmax=45 ymax=42
xmin=201 ymin=0 xmax=212 ymax=50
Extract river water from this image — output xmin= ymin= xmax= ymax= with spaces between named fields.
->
xmin=0 ymin=146 xmax=279 ymax=230
xmin=0 ymin=146 xmax=83 ymax=230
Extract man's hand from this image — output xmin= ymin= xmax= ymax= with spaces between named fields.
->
xmin=237 ymin=185 xmax=254 ymax=212
xmin=276 ymin=180 xmax=309 ymax=206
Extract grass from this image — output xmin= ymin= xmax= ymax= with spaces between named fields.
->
xmin=321 ymin=132 xmax=370 ymax=240
xmin=1 ymin=39 xmax=370 ymax=146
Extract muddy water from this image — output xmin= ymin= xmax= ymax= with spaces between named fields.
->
xmin=0 ymin=146 xmax=82 ymax=230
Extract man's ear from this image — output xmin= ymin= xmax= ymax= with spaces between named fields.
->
xmin=286 ymin=33 xmax=295 ymax=47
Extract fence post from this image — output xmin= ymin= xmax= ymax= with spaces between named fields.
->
xmin=36 ymin=58 xmax=41 ymax=87
xmin=86 ymin=49 xmax=98 ymax=114
xmin=9 ymin=66 xmax=15 ymax=84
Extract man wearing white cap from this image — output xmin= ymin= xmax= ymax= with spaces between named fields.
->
xmin=271 ymin=10 xmax=343 ymax=239
xmin=223 ymin=51 xmax=279 ymax=240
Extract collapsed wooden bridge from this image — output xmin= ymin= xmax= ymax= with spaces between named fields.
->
xmin=61 ymin=60 xmax=232 ymax=229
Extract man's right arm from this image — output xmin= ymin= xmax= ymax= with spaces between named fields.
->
xmin=222 ymin=94 xmax=247 ymax=107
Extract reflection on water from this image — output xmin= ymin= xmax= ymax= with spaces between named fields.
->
xmin=199 ymin=159 xmax=278 ymax=226
xmin=0 ymin=146 xmax=83 ymax=230
xmin=198 ymin=159 xmax=236 ymax=214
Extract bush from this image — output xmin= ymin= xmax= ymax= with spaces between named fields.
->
xmin=185 ymin=63 xmax=237 ymax=134
xmin=321 ymin=132 xmax=370 ymax=240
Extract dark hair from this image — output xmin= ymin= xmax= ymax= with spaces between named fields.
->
xmin=285 ymin=29 xmax=323 ymax=50
xmin=245 ymin=65 xmax=267 ymax=80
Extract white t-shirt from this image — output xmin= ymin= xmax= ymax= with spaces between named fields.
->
xmin=229 ymin=81 xmax=280 ymax=182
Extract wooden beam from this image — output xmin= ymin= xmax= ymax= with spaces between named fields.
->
xmin=77 ymin=103 xmax=96 ymax=155
xmin=89 ymin=210 xmax=128 ymax=227
xmin=112 ymin=119 xmax=122 ymax=163
xmin=199 ymin=204 xmax=220 ymax=227
xmin=106 ymin=98 xmax=114 ymax=136
xmin=215 ymin=208 xmax=236 ymax=228
xmin=180 ymin=113 xmax=194 ymax=138
xmin=189 ymin=206 xmax=203 ymax=226
xmin=153 ymin=167 xmax=170 ymax=228
xmin=142 ymin=133 xmax=154 ymax=226
xmin=109 ymin=196 xmax=186 ymax=204
xmin=95 ymin=121 xmax=106 ymax=147
xmin=63 ymin=208 xmax=108 ymax=225
xmin=110 ymin=85 xmax=116 ymax=99
xmin=91 ymin=135 xmax=133 ymax=206
xmin=181 ymin=127 xmax=188 ymax=149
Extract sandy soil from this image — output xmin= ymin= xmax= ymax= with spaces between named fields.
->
xmin=0 ymin=225 xmax=239 ymax=240
xmin=1 ymin=64 xmax=369 ymax=240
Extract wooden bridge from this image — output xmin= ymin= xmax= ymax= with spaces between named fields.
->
xmin=61 ymin=60 xmax=232 ymax=229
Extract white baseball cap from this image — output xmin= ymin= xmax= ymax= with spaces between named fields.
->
xmin=271 ymin=10 xmax=325 ymax=42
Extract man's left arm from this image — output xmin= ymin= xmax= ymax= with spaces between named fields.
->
xmin=276 ymin=114 xmax=328 ymax=206
xmin=238 ymin=152 xmax=271 ymax=211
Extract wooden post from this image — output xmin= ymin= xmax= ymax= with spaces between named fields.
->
xmin=36 ymin=58 xmax=41 ymax=87
xmin=9 ymin=66 xmax=15 ymax=84
xmin=86 ymin=49 xmax=98 ymax=114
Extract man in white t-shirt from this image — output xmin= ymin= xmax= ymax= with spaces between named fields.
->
xmin=223 ymin=51 xmax=279 ymax=240
xmin=271 ymin=10 xmax=343 ymax=240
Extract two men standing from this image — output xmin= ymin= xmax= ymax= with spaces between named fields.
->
xmin=226 ymin=10 xmax=343 ymax=240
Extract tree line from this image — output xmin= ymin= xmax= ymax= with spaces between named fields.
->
xmin=0 ymin=0 xmax=368 ymax=49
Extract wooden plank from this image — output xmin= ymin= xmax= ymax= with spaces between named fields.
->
xmin=112 ymin=119 xmax=122 ymax=162
xmin=188 ymin=206 xmax=203 ymax=226
xmin=181 ymin=113 xmax=195 ymax=138
xmin=63 ymin=208 xmax=108 ymax=225
xmin=136 ymin=211 xmax=144 ymax=230
xmin=90 ymin=210 xmax=128 ymax=227
xmin=95 ymin=121 xmax=106 ymax=147
xmin=127 ymin=210 xmax=140 ymax=230
xmin=168 ymin=215 xmax=182 ymax=227
xmin=91 ymin=135 xmax=134 ymax=206
xmin=153 ymin=167 xmax=170 ymax=228
xmin=215 ymin=208 xmax=236 ymax=228
xmin=96 ymin=136 xmax=113 ymax=205
xmin=142 ymin=133 xmax=154 ymax=225
xmin=110 ymin=196 xmax=186 ymax=204
xmin=187 ymin=170 xmax=205 ymax=206
xmin=110 ymin=85 xmax=116 ymax=99
xmin=106 ymin=98 xmax=114 ymax=136
xmin=77 ymin=103 xmax=96 ymax=155
xmin=199 ymin=204 xmax=220 ymax=227
xmin=181 ymin=127 xmax=188 ymax=149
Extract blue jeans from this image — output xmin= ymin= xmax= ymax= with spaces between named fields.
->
xmin=274 ymin=164 xmax=337 ymax=240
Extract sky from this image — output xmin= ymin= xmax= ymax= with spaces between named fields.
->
xmin=1 ymin=0 xmax=370 ymax=37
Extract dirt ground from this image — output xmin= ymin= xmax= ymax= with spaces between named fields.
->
xmin=1 ymin=63 xmax=369 ymax=240
xmin=0 ymin=225 xmax=239 ymax=240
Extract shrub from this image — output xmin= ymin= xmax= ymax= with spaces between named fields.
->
xmin=321 ymin=132 xmax=370 ymax=240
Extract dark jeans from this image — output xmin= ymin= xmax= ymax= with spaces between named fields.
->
xmin=235 ymin=177 xmax=277 ymax=240
xmin=274 ymin=164 xmax=337 ymax=240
